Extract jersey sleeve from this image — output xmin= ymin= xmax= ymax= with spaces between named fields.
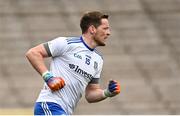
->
xmin=46 ymin=37 xmax=68 ymax=57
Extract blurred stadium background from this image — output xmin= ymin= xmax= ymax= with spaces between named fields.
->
xmin=0 ymin=0 xmax=180 ymax=115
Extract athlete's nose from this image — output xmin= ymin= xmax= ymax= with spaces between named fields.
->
xmin=107 ymin=29 xmax=111 ymax=36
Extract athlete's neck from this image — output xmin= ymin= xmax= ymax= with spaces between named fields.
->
xmin=82 ymin=34 xmax=97 ymax=49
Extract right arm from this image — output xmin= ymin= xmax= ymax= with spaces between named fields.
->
xmin=26 ymin=43 xmax=65 ymax=91
xmin=25 ymin=44 xmax=49 ymax=75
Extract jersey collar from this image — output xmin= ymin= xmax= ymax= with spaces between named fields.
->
xmin=80 ymin=36 xmax=94 ymax=51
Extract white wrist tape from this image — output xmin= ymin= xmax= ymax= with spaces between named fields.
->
xmin=103 ymin=89 xmax=115 ymax=97
xmin=42 ymin=71 xmax=53 ymax=82
xmin=103 ymin=89 xmax=110 ymax=98
xmin=42 ymin=71 xmax=50 ymax=77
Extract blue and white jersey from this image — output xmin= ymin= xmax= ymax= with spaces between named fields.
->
xmin=36 ymin=36 xmax=103 ymax=115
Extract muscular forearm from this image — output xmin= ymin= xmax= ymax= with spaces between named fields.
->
xmin=26 ymin=46 xmax=48 ymax=75
xmin=85 ymin=88 xmax=107 ymax=103
xmin=85 ymin=84 xmax=107 ymax=103
xmin=85 ymin=81 xmax=120 ymax=103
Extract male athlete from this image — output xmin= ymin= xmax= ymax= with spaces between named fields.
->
xmin=26 ymin=11 xmax=120 ymax=115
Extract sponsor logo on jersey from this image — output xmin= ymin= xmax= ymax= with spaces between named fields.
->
xmin=69 ymin=64 xmax=93 ymax=80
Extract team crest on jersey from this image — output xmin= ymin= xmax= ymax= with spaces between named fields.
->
xmin=94 ymin=61 xmax=98 ymax=70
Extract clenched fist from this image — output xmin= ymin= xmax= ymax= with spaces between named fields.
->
xmin=104 ymin=80 xmax=120 ymax=97
xmin=42 ymin=71 xmax=65 ymax=91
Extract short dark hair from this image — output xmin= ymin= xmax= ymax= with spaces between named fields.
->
xmin=80 ymin=11 xmax=109 ymax=34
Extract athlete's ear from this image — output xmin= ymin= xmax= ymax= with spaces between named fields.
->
xmin=89 ymin=25 xmax=96 ymax=35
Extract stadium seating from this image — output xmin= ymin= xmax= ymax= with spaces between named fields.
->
xmin=0 ymin=0 xmax=180 ymax=114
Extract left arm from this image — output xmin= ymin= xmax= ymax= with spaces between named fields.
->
xmin=85 ymin=80 xmax=121 ymax=103
xmin=85 ymin=83 xmax=107 ymax=103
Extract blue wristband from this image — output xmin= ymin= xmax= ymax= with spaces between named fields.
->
xmin=42 ymin=71 xmax=53 ymax=82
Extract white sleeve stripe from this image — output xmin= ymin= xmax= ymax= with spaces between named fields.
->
xmin=67 ymin=38 xmax=81 ymax=42
xmin=67 ymin=41 xmax=82 ymax=44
